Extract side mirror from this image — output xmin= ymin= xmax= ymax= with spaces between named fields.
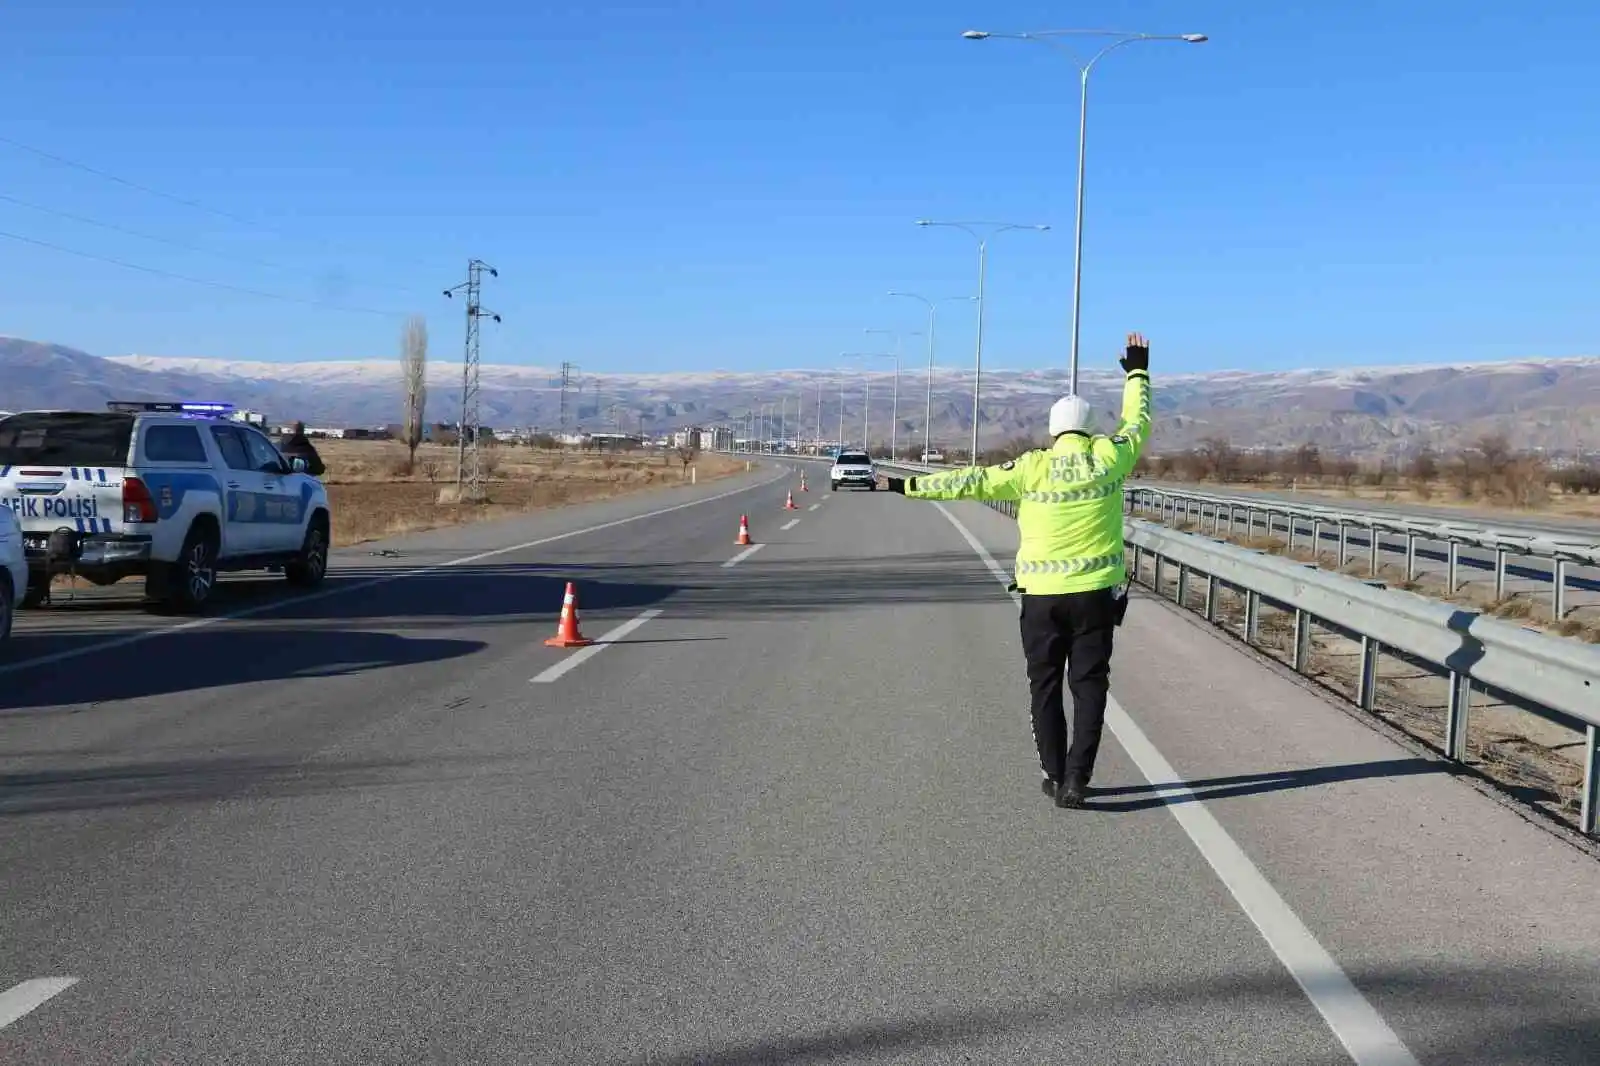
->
xmin=290 ymin=457 xmax=308 ymax=474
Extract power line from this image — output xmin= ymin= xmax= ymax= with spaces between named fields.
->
xmin=0 ymin=133 xmax=260 ymax=227
xmin=0 ymin=132 xmax=443 ymax=276
xmin=0 ymin=190 xmax=348 ymax=282
xmin=0 ymin=228 xmax=405 ymax=318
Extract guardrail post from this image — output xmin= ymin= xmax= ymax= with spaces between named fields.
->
xmin=1358 ymin=635 xmax=1380 ymax=710
xmin=1494 ymin=547 xmax=1508 ymax=601
xmin=1286 ymin=514 xmax=1297 ymax=553
xmin=1369 ymin=525 xmax=1380 ymax=576
xmin=1153 ymin=554 xmax=1165 ymax=597
xmin=1246 ymin=507 xmax=1255 ymax=538
xmin=1312 ymin=520 xmax=1322 ymax=559
xmin=1405 ymin=533 xmax=1418 ymax=582
xmin=1447 ymin=542 xmax=1460 ymax=594
xmin=1292 ymin=609 xmax=1311 ymax=672
xmin=1177 ymin=562 xmax=1190 ymax=607
xmin=1582 ymin=725 xmax=1599 ymax=839
xmin=1553 ymin=559 xmax=1569 ymax=621
xmin=1205 ymin=574 xmax=1218 ymax=622
xmin=1338 ymin=523 xmax=1351 ymax=568
xmin=1245 ymin=590 xmax=1261 ymax=644
xmin=1445 ymin=672 xmax=1471 ymax=761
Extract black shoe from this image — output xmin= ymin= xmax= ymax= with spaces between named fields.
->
xmin=1040 ymin=777 xmax=1060 ymax=800
xmin=1055 ymin=775 xmax=1088 ymax=809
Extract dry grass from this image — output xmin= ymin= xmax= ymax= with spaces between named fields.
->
xmin=317 ymin=440 xmax=747 ymax=547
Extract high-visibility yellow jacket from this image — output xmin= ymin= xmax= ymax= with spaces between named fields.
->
xmin=906 ymin=369 xmax=1152 ymax=594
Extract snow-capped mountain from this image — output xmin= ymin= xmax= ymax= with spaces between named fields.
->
xmin=5 ymin=336 xmax=1599 ymax=457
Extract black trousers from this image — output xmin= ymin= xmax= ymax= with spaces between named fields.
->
xmin=1019 ymin=586 xmax=1119 ymax=785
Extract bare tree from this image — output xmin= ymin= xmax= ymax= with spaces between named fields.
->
xmin=400 ymin=315 xmax=428 ymax=468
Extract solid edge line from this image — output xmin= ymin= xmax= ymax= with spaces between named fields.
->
xmin=0 ymin=977 xmax=79 ymax=1030
xmin=928 ymin=502 xmax=1420 ymax=1066
xmin=721 ymin=543 xmax=766 ymax=569
xmin=0 ymin=469 xmax=788 ymax=679
xmin=530 ymin=608 xmax=663 ymax=684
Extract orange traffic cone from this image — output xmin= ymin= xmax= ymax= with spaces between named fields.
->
xmin=543 ymin=581 xmax=595 ymax=648
xmin=784 ymin=490 xmax=798 ymax=510
xmin=736 ymin=515 xmax=753 ymax=545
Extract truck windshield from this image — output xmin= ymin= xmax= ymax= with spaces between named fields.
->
xmin=0 ymin=412 xmax=135 ymax=467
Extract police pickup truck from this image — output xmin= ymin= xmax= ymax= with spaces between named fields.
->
xmin=0 ymin=401 xmax=332 ymax=613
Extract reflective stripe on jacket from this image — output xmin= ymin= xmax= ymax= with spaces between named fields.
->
xmin=906 ymin=369 xmax=1151 ymax=594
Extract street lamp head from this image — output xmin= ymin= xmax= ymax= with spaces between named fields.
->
xmin=914 ymin=219 xmax=933 ymax=226
xmin=1035 ymin=224 xmax=1052 ymax=231
xmin=961 ymin=30 xmax=990 ymax=40
xmin=1181 ymin=33 xmax=1208 ymax=42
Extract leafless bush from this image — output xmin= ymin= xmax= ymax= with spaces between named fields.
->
xmin=1555 ymin=465 xmax=1600 ymax=495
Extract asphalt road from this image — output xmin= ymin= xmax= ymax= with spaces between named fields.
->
xmin=3 ymin=463 xmax=1599 ymax=1064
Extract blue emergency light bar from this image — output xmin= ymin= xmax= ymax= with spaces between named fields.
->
xmin=107 ymin=400 xmax=237 ymax=416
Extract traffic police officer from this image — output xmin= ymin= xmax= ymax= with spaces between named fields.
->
xmin=881 ymin=332 xmax=1152 ymax=809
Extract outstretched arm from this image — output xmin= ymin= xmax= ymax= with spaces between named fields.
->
xmin=881 ymin=458 xmax=1026 ymax=502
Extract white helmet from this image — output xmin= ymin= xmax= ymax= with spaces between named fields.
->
xmin=1048 ymin=394 xmax=1095 ymax=437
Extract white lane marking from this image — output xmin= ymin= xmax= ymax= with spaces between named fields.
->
xmin=0 ymin=471 xmax=787 ymax=679
xmin=808 ymin=504 xmax=821 ymax=512
xmin=929 ymin=502 xmax=1421 ymax=1066
xmin=0 ymin=977 xmax=78 ymax=1031
xmin=780 ymin=519 xmax=800 ymax=531
xmin=722 ymin=544 xmax=766 ymax=569
xmin=530 ymin=608 xmax=663 ymax=684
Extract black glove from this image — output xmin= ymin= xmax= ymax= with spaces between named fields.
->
xmin=1119 ymin=331 xmax=1150 ymax=374
xmin=882 ymin=476 xmax=908 ymax=494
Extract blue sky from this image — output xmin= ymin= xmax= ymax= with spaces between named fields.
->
xmin=1 ymin=1 xmax=1597 ymax=377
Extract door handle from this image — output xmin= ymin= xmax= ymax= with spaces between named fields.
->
xmin=227 ymin=481 xmax=242 ymax=489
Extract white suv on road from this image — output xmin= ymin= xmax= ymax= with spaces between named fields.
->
xmin=0 ymin=401 xmax=332 ymax=613
xmin=830 ymin=450 xmax=877 ymax=492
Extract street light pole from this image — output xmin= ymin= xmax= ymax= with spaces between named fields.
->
xmin=917 ymin=220 xmax=1049 ymax=463
xmin=962 ymin=28 xmax=1207 ymax=395
xmin=889 ymin=292 xmax=978 ymax=463
xmin=865 ymin=329 xmax=919 ymax=461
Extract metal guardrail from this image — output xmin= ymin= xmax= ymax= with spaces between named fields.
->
xmin=1127 ymin=486 xmax=1600 ymax=622
xmin=874 ymin=460 xmax=1600 ymax=837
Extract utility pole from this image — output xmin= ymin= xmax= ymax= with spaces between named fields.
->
xmin=443 ymin=259 xmax=500 ymax=503
xmin=556 ymin=361 xmax=577 ymax=437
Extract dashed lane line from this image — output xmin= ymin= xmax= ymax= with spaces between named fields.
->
xmin=780 ymin=519 xmax=800 ymax=531
xmin=930 ymin=501 xmax=1422 ymax=1066
xmin=530 ymin=608 xmax=664 ymax=683
xmin=0 ymin=978 xmax=79 ymax=1031
xmin=722 ymin=544 xmax=766 ymax=569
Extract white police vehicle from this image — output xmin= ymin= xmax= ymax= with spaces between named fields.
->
xmin=0 ymin=504 xmax=25 ymax=643
xmin=830 ymin=450 xmax=877 ymax=491
xmin=0 ymin=401 xmax=332 ymax=613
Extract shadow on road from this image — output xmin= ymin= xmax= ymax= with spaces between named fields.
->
xmin=1086 ymin=756 xmax=1453 ymax=812
xmin=616 ymin=958 xmax=1600 ymax=1066
xmin=0 ymin=630 xmax=488 ymax=712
